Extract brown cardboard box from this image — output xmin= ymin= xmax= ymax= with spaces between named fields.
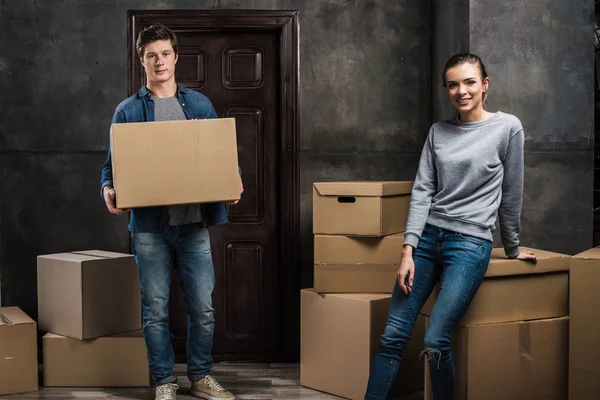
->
xmin=300 ymin=289 xmax=424 ymax=399
xmin=569 ymin=247 xmax=600 ymax=400
xmin=424 ymin=317 xmax=569 ymax=400
xmin=422 ymin=248 xmax=570 ymax=325
xmin=111 ymin=118 xmax=240 ymax=209
xmin=314 ymin=233 xmax=404 ymax=264
xmin=314 ymin=234 xmax=403 ymax=293
xmin=0 ymin=307 xmax=38 ymax=395
xmin=43 ymin=330 xmax=150 ymax=387
xmin=37 ymin=250 xmax=141 ymax=340
xmin=312 ymin=181 xmax=412 ymax=236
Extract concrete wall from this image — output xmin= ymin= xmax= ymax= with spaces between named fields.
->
xmin=0 ymin=0 xmax=433 ymax=323
xmin=433 ymin=0 xmax=594 ymax=255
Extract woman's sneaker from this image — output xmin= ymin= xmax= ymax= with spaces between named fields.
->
xmin=190 ymin=375 xmax=235 ymax=400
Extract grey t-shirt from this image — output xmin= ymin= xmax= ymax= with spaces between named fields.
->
xmin=153 ymin=95 xmax=203 ymax=226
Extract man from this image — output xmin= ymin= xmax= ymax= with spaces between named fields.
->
xmin=100 ymin=23 xmax=242 ymax=400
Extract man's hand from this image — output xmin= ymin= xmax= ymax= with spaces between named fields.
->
xmin=230 ymin=178 xmax=244 ymax=205
xmin=516 ymin=248 xmax=537 ymax=264
xmin=397 ymin=245 xmax=415 ymax=295
xmin=103 ymin=186 xmax=130 ymax=214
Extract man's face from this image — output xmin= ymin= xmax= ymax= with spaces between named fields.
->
xmin=140 ymin=39 xmax=177 ymax=85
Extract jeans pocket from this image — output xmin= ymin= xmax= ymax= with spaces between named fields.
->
xmin=458 ymin=232 xmax=485 ymax=248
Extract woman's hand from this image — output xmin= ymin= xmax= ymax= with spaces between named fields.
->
xmin=516 ymin=248 xmax=537 ymax=264
xmin=398 ymin=245 xmax=415 ymax=295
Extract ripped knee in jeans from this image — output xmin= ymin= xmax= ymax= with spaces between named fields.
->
xmin=420 ymin=348 xmax=442 ymax=369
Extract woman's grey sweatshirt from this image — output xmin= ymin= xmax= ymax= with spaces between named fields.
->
xmin=403 ymin=111 xmax=524 ymax=258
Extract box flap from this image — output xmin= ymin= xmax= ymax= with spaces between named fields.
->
xmin=44 ymin=330 xmax=143 ymax=339
xmin=302 ymin=288 xmax=390 ymax=302
xmin=313 ymin=181 xmax=413 ymax=197
xmin=572 ymin=247 xmax=600 ymax=260
xmin=73 ymin=250 xmax=133 ymax=259
xmin=485 ymin=248 xmax=570 ymax=277
xmin=0 ymin=307 xmax=35 ymax=326
xmin=38 ymin=253 xmax=103 ymax=263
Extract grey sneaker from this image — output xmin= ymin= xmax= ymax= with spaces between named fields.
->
xmin=155 ymin=383 xmax=178 ymax=400
xmin=191 ymin=375 xmax=235 ymax=400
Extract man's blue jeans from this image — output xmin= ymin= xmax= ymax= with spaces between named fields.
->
xmin=132 ymin=224 xmax=215 ymax=385
xmin=364 ymin=224 xmax=492 ymax=400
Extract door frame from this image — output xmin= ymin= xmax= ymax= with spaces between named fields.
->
xmin=127 ymin=9 xmax=300 ymax=361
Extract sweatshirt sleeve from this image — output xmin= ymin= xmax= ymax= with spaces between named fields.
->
xmin=499 ymin=129 xmax=524 ymax=258
xmin=404 ymin=127 xmax=437 ymax=249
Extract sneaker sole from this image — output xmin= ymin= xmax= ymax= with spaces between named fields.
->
xmin=190 ymin=390 xmax=235 ymax=400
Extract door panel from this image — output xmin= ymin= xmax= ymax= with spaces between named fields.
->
xmin=172 ymin=31 xmax=279 ymax=360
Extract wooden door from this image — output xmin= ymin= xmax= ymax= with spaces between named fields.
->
xmin=128 ymin=11 xmax=299 ymax=362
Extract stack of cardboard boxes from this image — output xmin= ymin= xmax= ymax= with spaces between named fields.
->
xmin=422 ymin=248 xmax=571 ymax=399
xmin=37 ymin=250 xmax=150 ymax=387
xmin=301 ymin=181 xmax=426 ymax=399
xmin=569 ymin=248 xmax=600 ymax=400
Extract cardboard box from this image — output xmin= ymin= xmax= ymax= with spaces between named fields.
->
xmin=111 ymin=118 xmax=240 ymax=209
xmin=300 ymin=289 xmax=424 ymax=399
xmin=314 ymin=233 xmax=404 ymax=264
xmin=569 ymin=247 xmax=600 ymax=400
xmin=424 ymin=317 xmax=569 ymax=400
xmin=43 ymin=330 xmax=150 ymax=387
xmin=0 ymin=307 xmax=38 ymax=395
xmin=314 ymin=234 xmax=403 ymax=293
xmin=37 ymin=250 xmax=141 ymax=339
xmin=422 ymin=248 xmax=570 ymax=325
xmin=312 ymin=181 xmax=412 ymax=236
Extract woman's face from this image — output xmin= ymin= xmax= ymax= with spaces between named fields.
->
xmin=445 ymin=62 xmax=489 ymax=114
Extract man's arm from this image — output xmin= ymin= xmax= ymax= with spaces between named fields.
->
xmin=100 ymin=110 xmax=130 ymax=214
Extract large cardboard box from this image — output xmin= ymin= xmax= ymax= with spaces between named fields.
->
xmin=422 ymin=248 xmax=570 ymax=325
xmin=0 ymin=307 xmax=38 ymax=395
xmin=424 ymin=317 xmax=569 ymax=400
xmin=111 ymin=118 xmax=240 ymax=209
xmin=43 ymin=330 xmax=150 ymax=387
xmin=569 ymin=247 xmax=600 ymax=400
xmin=37 ymin=250 xmax=141 ymax=339
xmin=300 ymin=288 xmax=424 ymax=399
xmin=312 ymin=181 xmax=412 ymax=236
xmin=314 ymin=234 xmax=403 ymax=293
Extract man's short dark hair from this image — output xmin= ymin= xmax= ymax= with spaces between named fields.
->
xmin=136 ymin=23 xmax=179 ymax=58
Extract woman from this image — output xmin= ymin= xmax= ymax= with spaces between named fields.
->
xmin=364 ymin=53 xmax=537 ymax=400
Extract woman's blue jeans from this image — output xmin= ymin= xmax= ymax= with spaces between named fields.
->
xmin=364 ymin=224 xmax=492 ymax=400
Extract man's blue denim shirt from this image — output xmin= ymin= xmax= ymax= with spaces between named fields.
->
xmin=100 ymin=84 xmax=230 ymax=232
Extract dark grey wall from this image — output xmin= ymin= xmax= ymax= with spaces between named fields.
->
xmin=433 ymin=0 xmax=594 ymax=255
xmin=0 ymin=0 xmax=433 ymax=329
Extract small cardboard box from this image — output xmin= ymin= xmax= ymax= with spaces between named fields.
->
xmin=37 ymin=250 xmax=141 ymax=340
xmin=43 ymin=330 xmax=150 ymax=387
xmin=569 ymin=247 xmax=600 ymax=400
xmin=422 ymin=248 xmax=570 ymax=325
xmin=111 ymin=118 xmax=240 ymax=209
xmin=424 ymin=317 xmax=569 ymax=400
xmin=312 ymin=181 xmax=412 ymax=236
xmin=300 ymin=289 xmax=424 ymax=399
xmin=314 ymin=234 xmax=403 ymax=293
xmin=0 ymin=307 xmax=38 ymax=396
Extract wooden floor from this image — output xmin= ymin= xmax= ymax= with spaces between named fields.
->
xmin=0 ymin=363 xmax=423 ymax=400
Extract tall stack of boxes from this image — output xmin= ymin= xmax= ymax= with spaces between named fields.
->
xmin=37 ymin=250 xmax=150 ymax=387
xmin=301 ymin=181 xmax=426 ymax=399
xmin=422 ymin=248 xmax=571 ymax=400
